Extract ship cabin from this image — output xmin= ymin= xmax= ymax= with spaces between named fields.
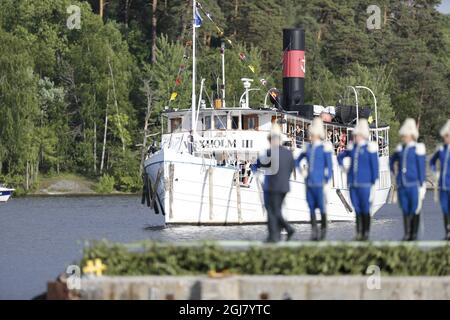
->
xmin=155 ymin=105 xmax=390 ymax=187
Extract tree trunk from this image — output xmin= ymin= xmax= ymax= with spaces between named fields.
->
xmin=100 ymin=113 xmax=108 ymax=174
xmin=151 ymin=0 xmax=158 ymax=64
xmin=35 ymin=161 xmax=39 ymax=183
xmin=124 ymin=0 xmax=133 ymax=28
xmin=140 ymin=80 xmax=154 ymax=175
xmin=26 ymin=161 xmax=29 ymax=191
xmin=107 ymin=57 xmax=125 ymax=152
xmin=233 ymin=0 xmax=239 ymax=37
xmin=99 ymin=0 xmax=104 ymax=17
xmin=100 ymin=89 xmax=109 ymax=174
xmin=93 ymin=92 xmax=97 ymax=174
xmin=179 ymin=0 xmax=191 ymax=40
xmin=94 ymin=121 xmax=97 ymax=174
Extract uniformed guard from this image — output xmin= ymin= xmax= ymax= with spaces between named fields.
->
xmin=430 ymin=120 xmax=450 ymax=240
xmin=390 ymin=118 xmax=426 ymax=241
xmin=337 ymin=119 xmax=379 ymax=241
xmin=296 ymin=118 xmax=333 ymax=241
xmin=253 ymin=124 xmax=296 ymax=243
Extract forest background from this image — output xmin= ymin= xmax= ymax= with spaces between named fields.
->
xmin=0 ymin=0 xmax=449 ymax=193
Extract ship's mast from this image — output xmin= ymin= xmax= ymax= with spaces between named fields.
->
xmin=191 ymin=0 xmax=197 ymax=134
xmin=221 ymin=41 xmax=226 ymax=108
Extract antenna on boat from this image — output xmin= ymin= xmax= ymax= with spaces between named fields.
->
xmin=191 ymin=0 xmax=197 ymax=134
xmin=240 ymin=78 xmax=254 ymax=109
xmin=221 ymin=41 xmax=226 ymax=108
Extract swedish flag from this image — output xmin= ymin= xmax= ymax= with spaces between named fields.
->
xmin=194 ymin=8 xmax=203 ymax=28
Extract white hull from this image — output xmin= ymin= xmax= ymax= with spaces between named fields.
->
xmin=0 ymin=195 xmax=12 ymax=202
xmin=0 ymin=188 xmax=14 ymax=203
xmin=144 ymin=148 xmax=391 ymax=225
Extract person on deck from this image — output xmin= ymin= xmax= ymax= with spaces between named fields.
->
xmin=296 ymin=118 xmax=333 ymax=241
xmin=295 ymin=125 xmax=304 ymax=148
xmin=338 ymin=119 xmax=379 ymax=241
xmin=252 ymin=124 xmax=295 ymax=243
xmin=430 ymin=120 xmax=450 ymax=241
xmin=390 ymin=118 xmax=426 ymax=241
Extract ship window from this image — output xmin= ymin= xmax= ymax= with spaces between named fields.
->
xmin=232 ymin=116 xmax=240 ymax=129
xmin=271 ymin=115 xmax=281 ymax=124
xmin=204 ymin=116 xmax=212 ymax=130
xmin=214 ymin=115 xmax=227 ymax=130
xmin=243 ymin=115 xmax=259 ymax=130
xmin=170 ymin=118 xmax=182 ymax=133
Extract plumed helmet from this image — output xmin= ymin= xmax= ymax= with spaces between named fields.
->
xmin=440 ymin=120 xmax=450 ymax=138
xmin=309 ymin=118 xmax=325 ymax=139
xmin=399 ymin=118 xmax=419 ymax=140
xmin=353 ymin=119 xmax=370 ymax=140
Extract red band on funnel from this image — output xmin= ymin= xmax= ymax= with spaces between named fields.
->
xmin=283 ymin=50 xmax=305 ymax=78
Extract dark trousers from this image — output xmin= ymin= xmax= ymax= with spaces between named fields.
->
xmin=264 ymin=191 xmax=293 ymax=242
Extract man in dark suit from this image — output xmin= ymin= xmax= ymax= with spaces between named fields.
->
xmin=253 ymin=124 xmax=295 ymax=242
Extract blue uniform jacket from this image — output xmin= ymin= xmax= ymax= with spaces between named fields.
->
xmin=337 ymin=142 xmax=379 ymax=188
xmin=430 ymin=144 xmax=450 ymax=191
xmin=296 ymin=142 xmax=333 ymax=187
xmin=390 ymin=143 xmax=426 ymax=188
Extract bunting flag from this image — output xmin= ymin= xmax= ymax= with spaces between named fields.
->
xmin=215 ymin=25 xmax=224 ymax=36
xmin=197 ymin=2 xmax=272 ymax=89
xmin=164 ymin=1 xmax=274 ymax=106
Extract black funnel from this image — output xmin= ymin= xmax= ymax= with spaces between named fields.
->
xmin=282 ymin=28 xmax=305 ymax=111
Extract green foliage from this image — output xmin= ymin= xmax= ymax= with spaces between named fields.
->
xmin=108 ymin=149 xmax=141 ymax=192
xmin=0 ymin=0 xmax=449 ymax=191
xmin=143 ymin=35 xmax=192 ymax=112
xmin=0 ymin=28 xmax=39 ymax=180
xmin=82 ymin=241 xmax=450 ymax=276
xmin=95 ymin=174 xmax=115 ymax=193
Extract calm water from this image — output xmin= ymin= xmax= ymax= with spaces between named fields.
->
xmin=0 ymin=193 xmax=445 ymax=299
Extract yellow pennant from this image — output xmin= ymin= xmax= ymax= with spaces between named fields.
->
xmin=170 ymin=92 xmax=178 ymax=101
xmin=215 ymin=26 xmax=224 ymax=37
xmin=248 ymin=65 xmax=255 ymax=73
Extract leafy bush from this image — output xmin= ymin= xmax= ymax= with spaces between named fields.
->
xmin=0 ymin=174 xmax=30 ymax=196
xmin=81 ymin=241 xmax=450 ymax=276
xmin=94 ymin=175 xmax=115 ymax=194
xmin=107 ymin=148 xmax=141 ymax=193
xmin=117 ymin=175 xmax=141 ymax=193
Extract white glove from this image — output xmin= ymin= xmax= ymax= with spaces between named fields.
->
xmin=340 ymin=158 xmax=351 ymax=173
xmin=420 ymin=183 xmax=427 ymax=201
xmin=324 ymin=181 xmax=332 ymax=204
xmin=434 ymin=172 xmax=440 ymax=181
xmin=369 ymin=182 xmax=377 ymax=205
xmin=299 ymin=159 xmax=309 ymax=178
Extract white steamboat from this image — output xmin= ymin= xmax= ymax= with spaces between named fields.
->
xmin=143 ymin=85 xmax=391 ymax=225
xmin=142 ymin=1 xmax=391 ymax=225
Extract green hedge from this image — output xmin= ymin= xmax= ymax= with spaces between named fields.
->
xmin=81 ymin=241 xmax=450 ymax=276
